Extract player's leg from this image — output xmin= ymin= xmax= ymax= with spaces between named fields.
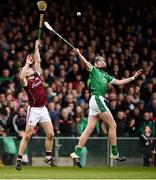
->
xmin=79 ymin=146 xmax=88 ymax=167
xmin=98 ymin=110 xmax=126 ymax=161
xmin=38 ymin=106 xmax=56 ymax=166
xmin=39 ymin=121 xmax=56 ymax=166
xmin=39 ymin=121 xmax=54 ymax=152
xmin=71 ymin=115 xmax=98 ymax=167
xmin=15 ymin=124 xmax=34 ymax=170
xmin=76 ymin=115 xmax=98 ymax=150
xmin=98 ymin=111 xmax=117 ymax=151
xmin=93 ymin=95 xmax=126 ymax=161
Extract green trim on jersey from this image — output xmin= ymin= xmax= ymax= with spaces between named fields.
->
xmin=88 ymin=67 xmax=114 ymax=97
xmin=95 ymin=95 xmax=107 ymax=112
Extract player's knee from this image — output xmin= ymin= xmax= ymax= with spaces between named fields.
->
xmin=24 ymin=131 xmax=33 ymax=141
xmin=107 ymin=120 xmax=116 ymax=130
xmin=90 ymin=126 xmax=95 ymax=133
xmin=46 ymin=132 xmax=54 ymax=140
xmin=111 ymin=121 xmax=117 ymax=129
xmin=85 ymin=126 xmax=94 ymax=136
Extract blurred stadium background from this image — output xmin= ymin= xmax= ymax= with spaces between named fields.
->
xmin=0 ymin=0 xmax=156 ymax=172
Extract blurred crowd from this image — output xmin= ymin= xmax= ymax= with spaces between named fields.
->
xmin=0 ymin=0 xmax=156 ymax=139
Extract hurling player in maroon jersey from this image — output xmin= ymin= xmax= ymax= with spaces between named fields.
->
xmin=15 ymin=40 xmax=56 ymax=170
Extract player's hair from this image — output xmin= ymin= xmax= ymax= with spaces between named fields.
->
xmin=94 ymin=56 xmax=105 ymax=64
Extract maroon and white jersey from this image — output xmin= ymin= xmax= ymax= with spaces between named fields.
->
xmin=24 ymin=72 xmax=47 ymax=107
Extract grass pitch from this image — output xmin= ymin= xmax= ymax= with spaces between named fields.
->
xmin=0 ymin=166 xmax=155 ymax=179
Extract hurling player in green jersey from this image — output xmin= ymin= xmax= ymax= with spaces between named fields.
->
xmin=70 ymin=48 xmax=142 ymax=167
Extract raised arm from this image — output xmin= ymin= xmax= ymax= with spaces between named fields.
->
xmin=34 ymin=40 xmax=42 ymax=74
xmin=19 ymin=54 xmax=33 ymax=86
xmin=111 ymin=69 xmax=143 ymax=86
xmin=73 ymin=48 xmax=93 ymax=71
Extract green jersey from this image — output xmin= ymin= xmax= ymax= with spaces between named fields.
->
xmin=88 ymin=66 xmax=114 ymax=97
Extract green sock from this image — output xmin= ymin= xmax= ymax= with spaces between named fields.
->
xmin=112 ymin=145 xmax=118 ymax=155
xmin=75 ymin=147 xmax=82 ymax=156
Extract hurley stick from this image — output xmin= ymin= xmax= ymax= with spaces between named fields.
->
xmin=37 ymin=1 xmax=47 ymax=39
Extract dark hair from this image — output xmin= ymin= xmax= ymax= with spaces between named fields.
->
xmin=0 ymin=107 xmax=8 ymax=116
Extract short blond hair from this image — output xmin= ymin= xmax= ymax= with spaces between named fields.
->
xmin=94 ymin=56 xmax=105 ymax=63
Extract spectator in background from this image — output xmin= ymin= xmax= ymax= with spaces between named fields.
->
xmin=139 ymin=112 xmax=156 ymax=137
xmin=80 ymin=89 xmax=90 ymax=104
xmin=0 ymin=93 xmax=7 ymax=108
xmin=141 ymin=82 xmax=154 ymax=106
xmin=12 ymin=107 xmax=26 ymax=137
xmin=109 ymin=100 xmax=119 ymax=120
xmin=0 ymin=107 xmax=17 ymax=165
xmin=16 ymin=91 xmax=28 ymax=106
xmin=136 ymin=100 xmax=145 ymax=120
xmin=127 ymin=118 xmax=138 ymax=137
xmin=58 ymin=108 xmax=74 ymax=136
xmin=147 ymin=93 xmax=156 ymax=119
xmin=116 ymin=111 xmax=128 ymax=137
xmin=48 ymin=102 xmax=60 ymax=135
xmin=74 ymin=105 xmax=100 ymax=137
xmin=62 ymin=94 xmax=76 ymax=107
xmin=0 ymin=107 xmax=9 ymax=131
xmin=128 ymin=107 xmax=142 ymax=137
xmin=0 ymin=69 xmax=14 ymax=93
xmin=122 ymin=95 xmax=135 ymax=114
xmin=66 ymin=63 xmax=81 ymax=82
xmin=140 ymin=126 xmax=155 ymax=166
xmin=12 ymin=107 xmax=29 ymax=165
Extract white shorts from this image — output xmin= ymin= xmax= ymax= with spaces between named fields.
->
xmin=89 ymin=95 xmax=109 ymax=116
xmin=26 ymin=106 xmax=51 ymax=126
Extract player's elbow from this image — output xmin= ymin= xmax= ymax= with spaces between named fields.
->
xmin=19 ymin=77 xmax=27 ymax=86
xmin=112 ymin=79 xmax=121 ymax=86
xmin=19 ymin=75 xmax=24 ymax=82
xmin=24 ymin=132 xmax=33 ymax=141
xmin=116 ymin=81 xmax=122 ymax=86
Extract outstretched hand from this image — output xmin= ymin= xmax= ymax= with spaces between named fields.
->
xmin=26 ymin=54 xmax=34 ymax=65
xmin=73 ymin=48 xmax=80 ymax=55
xmin=35 ymin=39 xmax=42 ymax=49
xmin=132 ymin=69 xmax=143 ymax=80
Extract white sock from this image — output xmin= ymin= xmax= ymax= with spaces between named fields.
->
xmin=45 ymin=155 xmax=52 ymax=160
